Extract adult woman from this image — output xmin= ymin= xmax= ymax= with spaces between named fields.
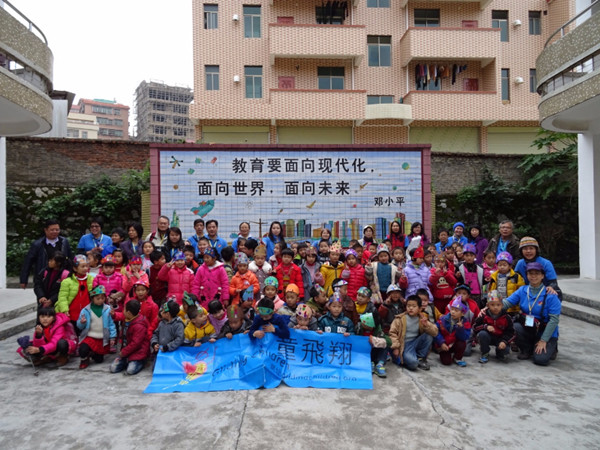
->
xmin=503 ymin=262 xmax=561 ymax=365
xmin=121 ymin=222 xmax=145 ymax=261
xmin=359 ymin=225 xmax=376 ymax=247
xmin=76 ymin=217 xmax=112 ymax=253
xmin=312 ymin=228 xmax=332 ymax=250
xmin=262 ymin=221 xmax=286 ymax=259
xmin=232 ymin=222 xmax=253 ymax=252
xmin=163 ymin=227 xmax=185 ymax=262
xmin=404 ymin=222 xmax=428 ymax=248
xmin=467 ymin=224 xmax=488 ymax=264
xmin=514 ymin=237 xmax=562 ymax=300
xmin=386 ymin=219 xmax=406 ymax=251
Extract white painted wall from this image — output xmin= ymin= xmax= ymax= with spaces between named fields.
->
xmin=0 ymin=136 xmax=6 ymax=288
xmin=578 ymin=133 xmax=600 ymax=279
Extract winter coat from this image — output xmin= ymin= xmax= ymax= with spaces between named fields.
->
xmin=389 ymin=312 xmax=438 ymax=363
xmin=378 ymin=301 xmax=406 ymax=334
xmin=149 ymin=265 xmax=168 ymax=304
xmin=365 ymin=262 xmax=400 ymax=298
xmin=429 ymin=268 xmax=457 ymax=303
xmin=468 ymin=236 xmax=489 ymax=264
xmin=229 ymin=270 xmax=260 ymax=305
xmin=514 ymin=256 xmax=559 ymax=287
xmin=121 ymin=271 xmax=150 ymax=299
xmin=488 ymin=269 xmax=525 ymax=313
xmin=404 ymin=261 xmax=432 ymax=300
xmin=386 ymin=233 xmax=407 ymax=250
xmin=191 ymin=261 xmax=230 ymax=307
xmin=351 ymin=301 xmax=380 ymax=327
xmin=120 ymin=314 xmax=150 ymax=361
xmin=31 ymin=312 xmax=77 ymax=357
xmin=55 ymin=274 xmax=93 ymax=315
xmin=93 ymin=271 xmax=125 ymax=296
xmin=288 ymin=315 xmax=319 ymax=331
xmin=184 ymin=320 xmax=216 ymax=345
xmin=151 ymin=317 xmax=185 ymax=352
xmin=262 ymin=236 xmax=284 ymax=260
xmin=318 ymin=312 xmax=355 ymax=335
xmin=216 ymin=318 xmax=252 ymax=339
xmin=342 ymin=263 xmax=367 ymax=301
xmin=20 ymin=236 xmax=72 ymax=285
xmin=473 ymin=310 xmax=515 ymax=345
xmin=77 ymin=304 xmax=117 ymax=346
xmin=300 ymin=261 xmax=322 ymax=302
xmin=113 ymin=296 xmax=159 ymax=340
xmin=34 ymin=267 xmax=70 ymax=306
xmin=275 ymin=263 xmax=305 ymax=298
xmin=320 ymin=261 xmax=346 ymax=297
xmin=457 ymin=263 xmax=484 ymax=295
xmin=120 ymin=239 xmax=145 ymax=261
xmin=434 ymin=313 xmax=471 ymax=347
xmin=485 ymin=234 xmax=520 ymax=263
xmin=248 ymin=313 xmax=291 ymax=340
xmin=249 ymin=260 xmax=273 ymax=297
xmin=158 ymin=264 xmax=195 ymax=304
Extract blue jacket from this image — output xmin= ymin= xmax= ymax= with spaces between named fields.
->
xmin=434 ymin=313 xmax=471 ymax=346
xmin=207 ymin=236 xmax=228 ymax=257
xmin=448 ymin=235 xmax=468 ymax=246
xmin=514 ymin=256 xmax=558 ymax=286
xmin=504 ymin=285 xmax=561 ymax=339
xmin=77 ymin=233 xmax=112 ymax=253
xmin=318 ymin=312 xmax=355 ymax=335
xmin=262 ymin=236 xmax=284 ymax=260
xmin=187 ymin=234 xmax=203 ymax=256
xmin=435 ymin=240 xmax=452 ymax=252
xmin=249 ymin=313 xmax=290 ymax=340
xmin=77 ymin=304 xmax=117 ymax=346
xmin=232 ymin=235 xmax=254 ymax=252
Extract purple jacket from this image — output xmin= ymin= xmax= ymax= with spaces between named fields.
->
xmin=404 ymin=261 xmax=433 ymax=301
xmin=469 ymin=236 xmax=489 ymax=264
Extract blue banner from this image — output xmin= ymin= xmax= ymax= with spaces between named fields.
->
xmin=144 ymin=330 xmax=373 ymax=393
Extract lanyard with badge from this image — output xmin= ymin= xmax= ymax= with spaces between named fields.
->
xmin=525 ymin=286 xmax=544 ymax=327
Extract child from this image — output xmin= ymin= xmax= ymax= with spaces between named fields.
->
xmin=112 ymin=279 xmax=159 ymax=341
xmin=248 ymin=298 xmax=291 ymax=340
xmin=277 ymin=283 xmax=301 ymax=321
xmin=306 ymin=285 xmax=328 ymax=319
xmin=86 ymin=250 xmax=102 ymax=278
xmin=240 ymin=288 xmax=256 ymax=323
xmin=356 ymin=312 xmax=391 ymax=378
xmin=288 ymin=304 xmax=318 ymax=331
xmin=184 ymin=305 xmax=216 ymax=346
xmin=111 ymin=248 xmax=128 ymax=275
xmin=258 ymin=276 xmax=285 ymax=311
xmin=122 ymin=255 xmax=150 ymax=299
xmin=191 ymin=248 xmax=230 ymax=308
xmin=404 ymin=247 xmax=432 ymax=302
xmin=141 ymin=241 xmax=155 ymax=272
xmin=482 ymin=250 xmax=497 ymax=284
xmin=320 ymin=242 xmax=345 ymax=297
xmin=294 ymin=242 xmax=308 ymax=266
xmin=77 ymin=285 xmax=117 ymax=369
xmin=229 ymin=253 xmax=260 ymax=305
xmin=317 ymin=293 xmax=355 ymax=336
xmin=457 ymin=244 xmax=485 ymax=308
xmin=349 ymin=286 xmax=380 ymax=328
xmin=391 ymin=247 xmax=406 ymax=271
xmin=34 ymin=251 xmax=69 ymax=309
xmin=195 ymin=236 xmax=210 ymax=266
xmin=418 ymin=288 xmax=441 ymax=325
xmin=207 ymin=300 xmax=228 ymax=335
xmin=213 ymin=305 xmax=252 ymax=340
xmin=151 ymin=300 xmax=185 ymax=353
xmin=55 ymin=255 xmax=93 ymax=329
xmin=488 ymin=252 xmax=525 ymax=316
xmin=300 ymin=246 xmax=324 ymax=302
xmin=473 ymin=291 xmax=514 ymax=363
xmin=275 ymin=248 xmax=305 ymax=299
xmin=93 ymin=255 xmax=126 ymax=310
xmin=454 ymin=243 xmax=464 ymax=266
xmin=110 ymin=299 xmax=150 ymax=375
xmin=317 ymin=240 xmax=330 ymax=264
xmin=183 ymin=245 xmax=199 ymax=273
xmin=221 ymin=246 xmax=236 ymax=281
xmin=17 ymin=307 xmax=77 ymax=367
xmin=447 ymin=285 xmax=480 ymax=356
xmin=443 ymin=246 xmax=456 ymax=273
xmin=429 ymin=254 xmax=457 ymax=313
xmin=378 ymin=284 xmax=405 ymax=334
xmin=390 ymin=295 xmax=438 ymax=370
xmin=365 ymin=244 xmax=400 ymax=304
xmin=342 ymin=249 xmax=367 ymax=302
xmin=269 ymin=242 xmax=283 ymax=268
xmin=249 ymin=246 xmax=273 ymax=302
xmin=333 ymin=279 xmax=356 ymax=325
xmin=434 ymin=297 xmax=471 ymax=367
xmin=102 ymin=227 xmax=127 ymax=257
xmin=158 ymin=251 xmax=195 ymax=305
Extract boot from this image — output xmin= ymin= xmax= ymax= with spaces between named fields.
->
xmin=32 ymin=355 xmax=52 ymax=367
xmin=79 ymin=357 xmax=90 ymax=369
xmin=56 ymin=354 xmax=69 ymax=367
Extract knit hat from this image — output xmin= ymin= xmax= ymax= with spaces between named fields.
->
xmin=386 ymin=284 xmax=401 ymax=294
xmin=454 ymin=284 xmax=471 ymax=294
xmin=463 ymin=244 xmax=476 ymax=255
xmin=519 ymin=237 xmax=539 ymax=250
xmin=129 ymin=255 xmax=142 ymax=265
xmin=360 ymin=312 xmax=375 ymax=328
xmin=363 ymin=225 xmax=374 ymax=233
xmin=344 ymin=249 xmax=358 ymax=259
xmin=203 ymin=248 xmax=217 ymax=259
xmin=133 ymin=279 xmax=150 ymax=289
xmin=496 ymin=252 xmax=513 ymax=264
xmin=100 ymin=255 xmax=114 ymax=266
xmin=449 ymin=296 xmax=468 ymax=314
xmin=172 ymin=251 xmax=185 ymax=261
xmin=90 ymin=285 xmax=106 ymax=297
xmin=330 ymin=241 xmax=342 ymax=254
xmin=285 ymin=283 xmax=300 ymax=295
xmin=376 ymin=244 xmax=390 ymax=256
xmin=227 ymin=305 xmax=243 ymax=321
xmin=264 ymin=276 xmax=279 ymax=288
xmin=254 ymin=245 xmax=267 ymax=258
xmin=236 ymin=253 xmax=249 ymax=265
xmin=525 ymin=262 xmax=545 ymax=273
xmin=357 ymin=286 xmax=372 ymax=298
xmin=296 ymin=304 xmax=313 ymax=319
xmin=453 ymin=222 xmax=465 ymax=231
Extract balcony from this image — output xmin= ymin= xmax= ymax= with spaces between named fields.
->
xmin=270 ymin=0 xmax=360 ymax=5
xmin=360 ymin=104 xmax=413 ymax=125
xmin=0 ymin=2 xmax=53 ymax=135
xmin=270 ymin=89 xmax=366 ymax=121
xmin=399 ymin=27 xmax=500 ymax=67
xmin=403 ymin=90 xmax=499 ymax=122
xmin=269 ymin=24 xmax=366 ymax=66
xmin=399 ymin=0 xmax=492 ymax=10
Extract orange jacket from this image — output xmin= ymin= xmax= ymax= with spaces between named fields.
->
xmin=229 ymin=270 xmax=260 ymax=305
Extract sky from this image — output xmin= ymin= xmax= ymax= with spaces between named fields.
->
xmin=18 ymin=0 xmax=194 ymax=132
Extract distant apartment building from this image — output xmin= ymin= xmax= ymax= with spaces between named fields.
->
xmin=77 ymin=98 xmax=129 ymax=140
xmin=190 ymin=0 xmax=574 ymax=153
xmin=134 ymin=80 xmax=195 ymax=143
xmin=66 ymin=106 xmax=99 ymax=139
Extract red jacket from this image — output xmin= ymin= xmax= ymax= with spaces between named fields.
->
xmin=343 ymin=264 xmax=367 ymax=301
xmin=113 ymin=296 xmax=159 ymax=340
xmin=120 ymin=314 xmax=150 ymax=361
xmin=386 ymin=233 xmax=406 ymax=250
xmin=149 ymin=265 xmax=168 ymax=304
xmin=158 ymin=264 xmax=194 ymax=304
xmin=473 ymin=310 xmax=515 ymax=345
xmin=274 ymin=263 xmax=304 ymax=298
xmin=429 ymin=268 xmax=457 ymax=302
xmin=30 ymin=312 xmax=77 ymax=357
xmin=192 ymin=261 xmax=230 ymax=307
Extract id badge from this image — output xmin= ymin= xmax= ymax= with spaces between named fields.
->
xmin=525 ymin=315 xmax=535 ymax=327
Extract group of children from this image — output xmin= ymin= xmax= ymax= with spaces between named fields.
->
xmin=18 ymin=219 xmax=558 ymax=378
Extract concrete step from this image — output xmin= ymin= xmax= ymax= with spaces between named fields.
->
xmin=560 ymin=301 xmax=600 ymax=327
xmin=563 ymin=293 xmax=600 ymax=311
xmin=0 ymin=300 xmax=36 ymax=325
xmin=0 ymin=311 xmax=37 ymax=341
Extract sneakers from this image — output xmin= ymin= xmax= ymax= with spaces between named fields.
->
xmin=454 ymin=359 xmax=467 ymax=367
xmin=375 ymin=362 xmax=387 ymax=378
xmin=417 ymin=358 xmax=430 ymax=371
xmin=479 ymin=353 xmax=489 ymax=364
xmin=79 ymin=358 xmax=90 ymax=370
xmin=517 ymin=352 xmax=532 ymax=360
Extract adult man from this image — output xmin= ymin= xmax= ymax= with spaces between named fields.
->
xmin=145 ymin=215 xmax=170 ymax=252
xmin=20 ymin=219 xmax=72 ymax=288
xmin=76 ymin=217 xmax=112 ymax=254
xmin=485 ymin=220 xmax=520 ymax=262
xmin=186 ymin=218 xmax=205 ymax=256
xmin=205 ymin=219 xmax=227 ymax=257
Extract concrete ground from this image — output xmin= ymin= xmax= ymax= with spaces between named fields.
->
xmin=2 ymin=310 xmax=600 ymax=450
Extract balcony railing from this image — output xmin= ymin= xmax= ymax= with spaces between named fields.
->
xmin=403 ymin=90 xmax=498 ymax=122
xmin=270 ymin=89 xmax=366 ymax=121
xmin=545 ymin=0 xmax=599 ymax=47
xmin=0 ymin=0 xmax=47 ymax=44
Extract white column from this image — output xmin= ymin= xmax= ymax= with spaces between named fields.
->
xmin=578 ymin=133 xmax=600 ymax=279
xmin=0 ymin=136 xmax=6 ymax=288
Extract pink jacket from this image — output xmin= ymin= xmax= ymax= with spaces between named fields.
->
xmin=93 ymin=272 xmax=125 ymax=295
xmin=191 ymin=261 xmax=230 ymax=307
xmin=28 ymin=312 xmax=77 ymax=357
xmin=158 ymin=264 xmax=194 ymax=305
xmin=121 ymin=271 xmax=150 ymax=299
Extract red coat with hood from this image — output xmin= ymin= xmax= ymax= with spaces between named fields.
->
xmin=342 ymin=263 xmax=367 ymax=301
xmin=120 ymin=314 xmax=150 ymax=361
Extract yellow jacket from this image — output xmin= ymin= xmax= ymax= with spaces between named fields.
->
xmin=489 ymin=269 xmax=525 ymax=313
xmin=184 ymin=321 xmax=215 ymax=343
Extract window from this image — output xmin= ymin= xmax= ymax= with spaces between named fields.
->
xmin=530 ymin=69 xmax=537 ymax=93
xmin=82 ymin=131 xmax=88 ymax=139
xmin=529 ymin=11 xmax=541 ymax=35
xmin=367 ymin=36 xmax=391 ymax=67
xmin=173 ymin=116 xmax=189 ymax=126
xmin=92 ymin=105 xmax=113 ymax=115
xmin=173 ymin=105 xmax=188 ymax=114
xmin=97 ymin=117 xmax=112 ymax=125
xmin=114 ymin=119 xmax=123 ymax=126
xmin=204 ymin=4 xmax=218 ymax=29
xmin=67 ymin=128 xmax=79 ymax=138
xmin=154 ymin=126 xmax=166 ymax=135
xmin=414 ymin=9 xmax=440 ymax=27
xmin=316 ymin=5 xmax=346 ymax=23
xmin=114 ymin=109 xmax=121 ymax=116
xmin=205 ymin=65 xmax=219 ymax=91
xmin=173 ymin=128 xmax=188 ymax=137
xmin=367 ymin=96 xmax=394 ymax=104
xmin=152 ymin=114 xmax=166 ymax=122
xmin=244 ymin=5 xmax=261 ymax=38
xmin=153 ymin=103 xmax=166 ymax=111
xmin=244 ymin=66 xmax=263 ymax=98
xmin=492 ymin=11 xmax=509 ymax=42
xmin=501 ymin=68 xmax=510 ymax=101
xmin=367 ymin=0 xmax=390 ymax=7
xmin=318 ymin=67 xmax=345 ymax=90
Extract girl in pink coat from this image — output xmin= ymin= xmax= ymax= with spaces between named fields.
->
xmin=157 ymin=251 xmax=195 ymax=305
xmin=191 ymin=248 xmax=230 ymax=308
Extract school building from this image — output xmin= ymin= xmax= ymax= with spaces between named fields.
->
xmin=190 ymin=0 xmax=574 ymax=153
